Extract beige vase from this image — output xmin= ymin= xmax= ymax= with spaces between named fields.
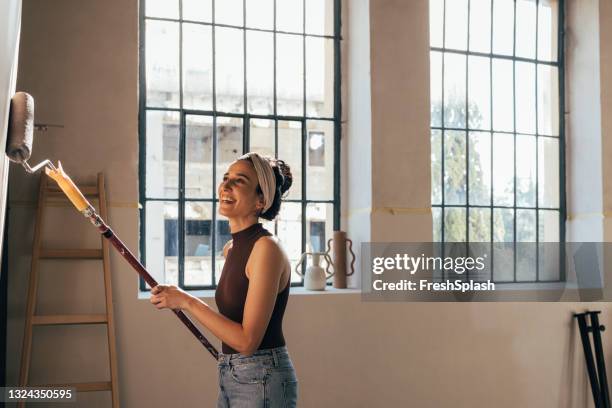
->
xmin=326 ymin=230 xmax=356 ymax=288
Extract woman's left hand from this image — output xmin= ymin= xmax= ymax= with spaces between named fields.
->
xmin=150 ymin=284 xmax=192 ymax=311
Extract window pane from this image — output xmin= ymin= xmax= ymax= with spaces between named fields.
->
xmin=493 ymin=208 xmax=514 ymax=242
xmin=443 ymin=53 xmax=466 ymax=129
xmin=186 ymin=115 xmax=213 ymax=198
xmin=306 ymin=36 xmax=334 ymax=118
xmin=432 ymin=207 xmax=442 ymax=241
xmin=516 ymin=210 xmax=536 ymax=281
xmin=493 ymin=208 xmax=514 ymax=281
xmin=444 ymin=130 xmax=467 ymax=205
xmin=430 ymin=51 xmax=442 ymax=127
xmin=306 ymin=203 xmax=333 ymax=254
xmin=184 ymin=202 xmax=213 ymax=286
xmin=538 ymin=137 xmax=559 ymax=208
xmin=183 ymin=0 xmax=212 ymax=22
xmin=246 ymin=0 xmax=274 ymax=30
xmin=492 ymin=59 xmax=513 ymax=132
xmin=468 ymin=131 xmax=491 ymax=205
xmin=277 ymin=203 xmax=303 ymax=283
xmin=247 ymin=30 xmax=274 ymax=115
xmin=146 ymin=110 xmax=179 ymax=198
xmin=538 ymin=209 xmax=560 ymax=280
xmin=306 ymin=120 xmax=333 ymax=200
xmin=444 ymin=207 xmax=466 ymax=242
xmin=469 ymin=207 xmax=491 ymax=242
xmin=146 ymin=201 xmax=179 ymax=286
xmin=305 ymin=0 xmax=334 ymax=36
xmin=444 ymin=0 xmax=468 ymax=50
xmin=538 ymin=0 xmax=558 ymax=62
xmin=537 ymin=64 xmax=559 ymax=136
xmin=492 ymin=0 xmax=514 ymax=55
xmin=516 ymin=134 xmax=536 ymax=207
xmin=469 ymin=0 xmax=491 ymax=53
xmin=429 ymin=0 xmax=444 ymax=48
xmin=278 ymin=120 xmax=302 ymax=200
xmin=431 ymin=129 xmax=442 ymax=205
xmin=183 ymin=24 xmax=213 ymax=111
xmin=215 ymin=0 xmax=243 ymax=26
xmin=492 ymin=132 xmax=514 ymax=205
xmin=538 ymin=210 xmax=561 ymax=281
xmin=277 ymin=0 xmax=303 ymax=33
xmin=277 ymin=34 xmax=304 ymax=116
xmin=468 ymin=56 xmax=491 ymax=130
xmin=146 ymin=21 xmax=180 ymax=108
xmin=145 ymin=0 xmax=179 ymax=19
xmin=215 ymin=27 xmax=244 ymax=113
xmin=215 ymin=117 xmax=244 ymax=191
xmin=249 ymin=118 xmax=275 ymax=158
xmin=517 ymin=209 xmax=536 ymax=241
xmin=538 ymin=209 xmax=559 ymax=241
xmin=515 ymin=0 xmax=537 ymax=59
xmin=515 ymin=61 xmax=536 ymax=134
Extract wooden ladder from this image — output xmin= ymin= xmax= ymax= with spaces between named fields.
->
xmin=17 ymin=172 xmax=120 ymax=407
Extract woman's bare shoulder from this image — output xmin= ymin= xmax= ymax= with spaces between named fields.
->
xmin=252 ymin=236 xmax=289 ymax=261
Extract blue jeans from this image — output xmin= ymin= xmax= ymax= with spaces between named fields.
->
xmin=217 ymin=346 xmax=299 ymax=407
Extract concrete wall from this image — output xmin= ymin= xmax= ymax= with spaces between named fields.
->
xmin=5 ymin=0 xmax=612 ymax=407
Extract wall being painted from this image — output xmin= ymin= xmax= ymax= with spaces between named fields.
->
xmin=5 ymin=0 xmax=612 ymax=407
xmin=0 ymin=0 xmax=22 ymax=263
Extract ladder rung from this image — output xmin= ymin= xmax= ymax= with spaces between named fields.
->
xmin=40 ymin=249 xmax=103 ymax=259
xmin=31 ymin=381 xmax=112 ymax=392
xmin=32 ymin=314 xmax=108 ymax=325
xmin=46 ymin=185 xmax=98 ymax=196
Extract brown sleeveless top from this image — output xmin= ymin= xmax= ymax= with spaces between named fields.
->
xmin=215 ymin=222 xmax=290 ymax=354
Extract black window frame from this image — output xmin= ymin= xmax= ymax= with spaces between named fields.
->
xmin=138 ymin=0 xmax=343 ymax=291
xmin=430 ymin=0 xmax=567 ymax=283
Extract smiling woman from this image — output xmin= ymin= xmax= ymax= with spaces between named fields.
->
xmin=150 ymin=152 xmax=298 ymax=407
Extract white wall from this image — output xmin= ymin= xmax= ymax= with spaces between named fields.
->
xmin=5 ymin=0 xmax=612 ymax=407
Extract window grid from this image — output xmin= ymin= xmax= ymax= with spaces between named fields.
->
xmin=139 ymin=0 xmax=342 ymax=291
xmin=431 ymin=0 xmax=566 ymax=283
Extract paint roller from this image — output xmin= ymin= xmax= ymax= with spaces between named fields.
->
xmin=5 ymin=92 xmax=219 ymax=360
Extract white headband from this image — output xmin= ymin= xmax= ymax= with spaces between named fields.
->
xmin=238 ymin=152 xmax=277 ymax=214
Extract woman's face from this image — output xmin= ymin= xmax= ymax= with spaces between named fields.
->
xmin=218 ymin=159 xmax=264 ymax=218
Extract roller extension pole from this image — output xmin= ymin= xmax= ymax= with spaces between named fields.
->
xmin=45 ymin=162 xmax=219 ymax=360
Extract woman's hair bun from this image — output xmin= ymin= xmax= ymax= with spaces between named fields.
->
xmin=274 ymin=159 xmax=293 ymax=196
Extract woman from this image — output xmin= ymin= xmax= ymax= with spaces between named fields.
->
xmin=149 ymin=152 xmax=298 ymax=407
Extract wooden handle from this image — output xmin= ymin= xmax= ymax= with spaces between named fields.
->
xmin=44 ymin=161 xmax=91 ymax=211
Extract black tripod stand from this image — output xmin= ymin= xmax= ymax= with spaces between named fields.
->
xmin=575 ymin=311 xmax=610 ymax=408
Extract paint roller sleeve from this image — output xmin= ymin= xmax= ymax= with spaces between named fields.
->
xmin=6 ymin=92 xmax=34 ymax=163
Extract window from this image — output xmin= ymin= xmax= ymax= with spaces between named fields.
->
xmin=139 ymin=0 xmax=341 ymax=290
xmin=429 ymin=0 xmax=565 ymax=282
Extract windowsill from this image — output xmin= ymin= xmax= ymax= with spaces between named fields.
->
xmin=137 ymin=286 xmax=362 ymax=300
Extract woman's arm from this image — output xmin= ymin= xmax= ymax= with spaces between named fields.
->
xmin=151 ymin=237 xmax=284 ymax=356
